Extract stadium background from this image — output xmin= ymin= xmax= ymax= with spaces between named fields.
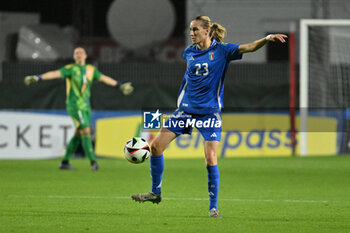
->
xmin=0 ymin=0 xmax=349 ymax=159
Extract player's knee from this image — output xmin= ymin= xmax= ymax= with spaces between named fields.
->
xmin=150 ymin=141 xmax=163 ymax=156
xmin=205 ymin=152 xmax=218 ymax=166
xmin=79 ymin=127 xmax=90 ymax=135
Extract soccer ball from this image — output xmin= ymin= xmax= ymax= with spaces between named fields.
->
xmin=124 ymin=137 xmax=150 ymax=164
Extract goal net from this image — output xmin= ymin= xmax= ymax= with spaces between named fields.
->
xmin=300 ymin=19 xmax=350 ymax=155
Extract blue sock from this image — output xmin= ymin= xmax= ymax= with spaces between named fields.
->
xmin=207 ymin=165 xmax=220 ymax=210
xmin=151 ymin=155 xmax=164 ymax=195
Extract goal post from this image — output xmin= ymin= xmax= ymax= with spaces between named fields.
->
xmin=300 ymin=19 xmax=350 ymax=156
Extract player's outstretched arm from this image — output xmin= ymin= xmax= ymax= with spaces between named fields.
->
xmin=238 ymin=34 xmax=287 ymax=54
xmin=24 ymin=70 xmax=62 ymax=85
xmin=99 ymin=75 xmax=134 ymax=95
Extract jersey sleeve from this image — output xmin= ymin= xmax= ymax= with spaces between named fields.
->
xmin=182 ymin=45 xmax=194 ymax=61
xmin=225 ymin=43 xmax=242 ymax=61
xmin=93 ymin=68 xmax=102 ymax=81
xmin=59 ymin=64 xmax=72 ymax=79
xmin=182 ymin=47 xmax=189 ymax=60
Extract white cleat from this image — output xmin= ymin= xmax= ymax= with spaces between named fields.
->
xmin=209 ymin=208 xmax=222 ymax=218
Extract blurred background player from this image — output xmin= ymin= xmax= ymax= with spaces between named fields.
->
xmin=24 ymin=47 xmax=134 ymax=170
xmin=131 ymin=16 xmax=287 ymax=217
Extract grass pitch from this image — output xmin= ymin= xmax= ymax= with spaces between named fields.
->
xmin=1 ymin=156 xmax=350 ymax=233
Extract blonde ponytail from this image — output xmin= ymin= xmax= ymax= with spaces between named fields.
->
xmin=210 ymin=23 xmax=226 ymax=42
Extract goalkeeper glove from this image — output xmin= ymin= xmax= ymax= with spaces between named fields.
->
xmin=118 ymin=82 xmax=134 ymax=95
xmin=24 ymin=75 xmax=42 ymax=85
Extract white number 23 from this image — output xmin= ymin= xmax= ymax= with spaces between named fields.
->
xmin=195 ymin=63 xmax=209 ymax=76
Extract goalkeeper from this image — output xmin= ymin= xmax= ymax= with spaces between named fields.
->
xmin=24 ymin=47 xmax=133 ymax=170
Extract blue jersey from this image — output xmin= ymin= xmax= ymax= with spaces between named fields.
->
xmin=177 ymin=39 xmax=242 ymax=114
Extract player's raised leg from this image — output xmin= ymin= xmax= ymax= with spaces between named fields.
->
xmin=131 ymin=127 xmax=177 ymax=204
xmin=204 ymin=140 xmax=222 ymax=218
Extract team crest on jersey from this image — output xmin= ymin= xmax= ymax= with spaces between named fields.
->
xmin=209 ymin=52 xmax=214 ymax=60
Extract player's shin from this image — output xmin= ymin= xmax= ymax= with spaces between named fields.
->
xmin=150 ymin=154 xmax=164 ymax=195
xmin=62 ymin=134 xmax=80 ymax=161
xmin=81 ymin=133 xmax=96 ymax=162
xmin=207 ymin=165 xmax=220 ymax=210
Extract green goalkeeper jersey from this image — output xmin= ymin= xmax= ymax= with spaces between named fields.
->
xmin=59 ymin=64 xmax=102 ymax=110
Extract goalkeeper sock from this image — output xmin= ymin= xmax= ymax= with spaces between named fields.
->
xmin=62 ymin=134 xmax=80 ymax=162
xmin=81 ymin=133 xmax=96 ymax=162
xmin=207 ymin=165 xmax=220 ymax=210
xmin=150 ymin=154 xmax=164 ymax=195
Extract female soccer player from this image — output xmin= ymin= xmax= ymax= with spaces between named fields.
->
xmin=24 ymin=47 xmax=133 ymax=170
xmin=131 ymin=16 xmax=287 ymax=217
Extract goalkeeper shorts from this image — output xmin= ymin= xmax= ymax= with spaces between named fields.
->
xmin=67 ymin=108 xmax=91 ymax=130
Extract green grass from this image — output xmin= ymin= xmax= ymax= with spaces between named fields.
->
xmin=1 ymin=156 xmax=350 ymax=233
